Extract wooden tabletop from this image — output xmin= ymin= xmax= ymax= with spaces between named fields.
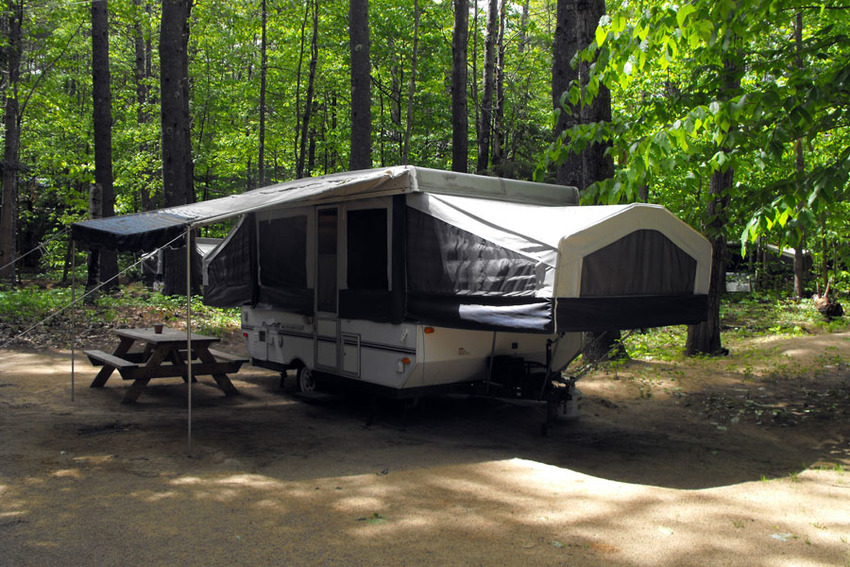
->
xmin=114 ymin=327 xmax=220 ymax=344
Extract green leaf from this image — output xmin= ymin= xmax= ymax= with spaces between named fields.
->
xmin=676 ymin=5 xmax=697 ymax=28
xmin=596 ymin=25 xmax=608 ymax=47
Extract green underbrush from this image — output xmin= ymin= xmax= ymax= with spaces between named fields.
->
xmin=0 ymin=282 xmax=240 ymax=342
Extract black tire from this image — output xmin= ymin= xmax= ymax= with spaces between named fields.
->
xmin=296 ymin=365 xmax=318 ymax=393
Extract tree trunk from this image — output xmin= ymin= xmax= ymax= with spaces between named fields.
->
xmin=551 ymin=0 xmax=582 ymax=188
xmin=86 ymin=184 xmax=102 ymax=292
xmin=294 ymin=1 xmax=308 ymax=177
xmin=91 ymin=0 xmax=118 ymax=291
xmin=580 ymin=0 xmax=613 ymax=186
xmin=134 ymin=0 xmax=155 ymax=212
xmin=297 ymin=0 xmax=318 ymax=179
xmin=793 ymin=11 xmax=806 ymax=299
xmin=348 ymin=0 xmax=372 ymax=170
xmin=402 ymin=0 xmax=420 ymax=165
xmin=476 ymin=0 xmax=497 ymax=173
xmin=0 ymin=0 xmax=22 ymax=285
xmin=451 ymin=0 xmax=469 ymax=173
xmin=492 ymin=0 xmax=506 ymax=168
xmin=471 ymin=3 xmax=479 ymax=155
xmin=258 ymin=0 xmax=267 ymax=187
xmin=686 ymin=168 xmax=730 ymax=356
xmin=686 ymin=52 xmax=741 ymax=356
xmin=159 ymin=0 xmax=196 ymax=296
xmin=134 ymin=0 xmax=157 ymax=283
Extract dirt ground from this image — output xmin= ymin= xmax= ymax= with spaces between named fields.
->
xmin=1 ymin=328 xmax=849 ymax=566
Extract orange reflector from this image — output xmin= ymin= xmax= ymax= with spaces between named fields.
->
xmin=401 ymin=357 xmax=411 ymax=365
xmin=424 ymin=327 xmax=435 ymax=334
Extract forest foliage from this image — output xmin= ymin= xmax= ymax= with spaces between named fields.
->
xmin=0 ymin=0 xmax=847 ymax=294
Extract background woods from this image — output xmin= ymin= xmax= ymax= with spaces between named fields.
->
xmin=0 ymin=0 xmax=847 ymax=353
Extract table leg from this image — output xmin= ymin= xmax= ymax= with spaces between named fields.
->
xmin=195 ymin=345 xmax=239 ymax=396
xmin=121 ymin=344 xmax=170 ymax=404
xmin=90 ymin=336 xmax=135 ymax=388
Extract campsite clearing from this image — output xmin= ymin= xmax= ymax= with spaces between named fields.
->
xmin=1 ymin=327 xmax=849 ymax=566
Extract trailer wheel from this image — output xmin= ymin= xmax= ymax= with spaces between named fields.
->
xmin=297 ymin=366 xmax=318 ymax=393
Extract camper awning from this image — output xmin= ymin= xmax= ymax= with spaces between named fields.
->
xmin=71 ymin=166 xmax=579 ymax=252
xmin=70 ymin=169 xmax=407 ymax=251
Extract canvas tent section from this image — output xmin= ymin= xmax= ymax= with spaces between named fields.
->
xmin=551 ymin=204 xmax=711 ymax=331
xmin=402 ymin=194 xmax=711 ymax=332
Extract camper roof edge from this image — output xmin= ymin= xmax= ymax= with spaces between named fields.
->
xmin=411 ymin=167 xmax=579 ymax=207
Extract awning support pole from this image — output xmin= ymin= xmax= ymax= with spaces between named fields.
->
xmin=186 ymin=226 xmax=193 ymax=452
xmin=71 ymin=240 xmax=76 ymax=402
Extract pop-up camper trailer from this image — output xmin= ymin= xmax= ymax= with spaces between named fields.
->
xmin=72 ymin=166 xmax=711 ymax=415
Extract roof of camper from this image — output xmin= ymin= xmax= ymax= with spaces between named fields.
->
xmin=71 ymin=166 xmax=580 ymax=252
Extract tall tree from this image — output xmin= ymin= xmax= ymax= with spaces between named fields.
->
xmin=451 ymin=0 xmax=469 ymax=173
xmin=133 ymin=0 xmax=156 ymax=212
xmin=159 ymin=0 xmax=195 ymax=295
xmin=551 ymin=0 xmax=583 ymax=188
xmin=401 ymin=0 xmax=420 ymax=165
xmin=297 ymin=0 xmax=319 ymax=179
xmin=258 ymin=0 xmax=268 ymax=187
xmin=476 ymin=0 xmax=497 ymax=172
xmin=792 ymin=10 xmax=806 ymax=299
xmin=349 ymin=0 xmax=372 ymax=170
xmin=0 ymin=0 xmax=23 ymax=284
xmin=492 ymin=0 xmax=506 ymax=168
xmin=90 ymin=0 xmax=118 ymax=290
xmin=579 ymin=0 xmax=613 ymax=187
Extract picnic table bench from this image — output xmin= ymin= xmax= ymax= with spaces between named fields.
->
xmin=85 ymin=327 xmax=248 ymax=404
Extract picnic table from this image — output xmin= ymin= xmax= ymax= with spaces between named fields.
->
xmin=84 ymin=327 xmax=247 ymax=404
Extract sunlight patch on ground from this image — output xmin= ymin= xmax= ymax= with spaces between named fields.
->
xmin=49 ymin=468 xmax=82 ymax=479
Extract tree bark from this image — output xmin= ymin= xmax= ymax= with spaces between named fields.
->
xmin=293 ymin=2 xmax=305 ymax=176
xmin=159 ymin=0 xmax=196 ymax=296
xmin=451 ymin=0 xmax=469 ymax=173
xmin=492 ymin=0 xmax=506 ymax=168
xmin=348 ymin=0 xmax=372 ymax=170
xmin=476 ymin=0 xmax=498 ymax=172
xmin=297 ymin=0 xmax=318 ymax=179
xmin=402 ymin=0 xmax=420 ymax=165
xmin=551 ymin=0 xmax=582 ymax=188
xmin=686 ymin=167 xmax=731 ymax=356
xmin=686 ymin=52 xmax=741 ymax=356
xmin=86 ymin=184 xmax=102 ymax=292
xmin=0 ymin=0 xmax=22 ymax=285
xmin=258 ymin=0 xmax=267 ymax=187
xmin=793 ymin=11 xmax=806 ymax=299
xmin=134 ymin=0 xmax=155 ymax=212
xmin=580 ymin=0 xmax=613 ymax=186
xmin=91 ymin=0 xmax=118 ymax=290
